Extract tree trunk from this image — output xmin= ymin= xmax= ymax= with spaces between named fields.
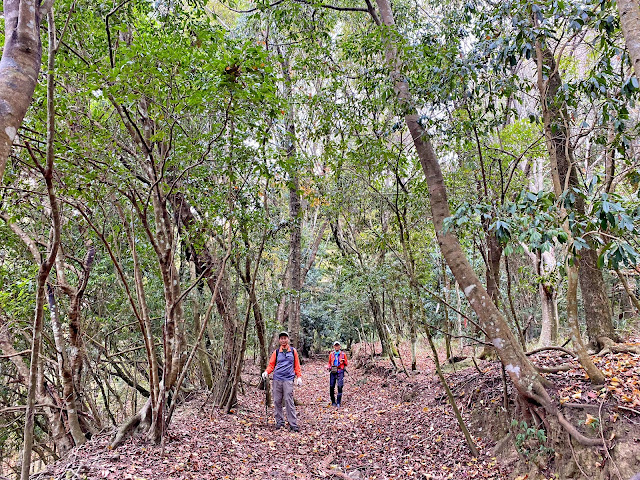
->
xmin=577 ymin=248 xmax=616 ymax=346
xmin=0 ymin=0 xmax=50 ymax=184
xmin=288 ymin=174 xmax=302 ymax=349
xmin=278 ymin=48 xmax=303 ymax=350
xmin=47 ymin=285 xmax=86 ymax=446
xmin=0 ymin=318 xmax=73 ymax=456
xmin=21 ymin=13 xmax=64 ymax=477
xmin=566 ymin=263 xmax=606 ymax=384
xmin=373 ymin=0 xmax=547 ymax=405
xmin=370 ymin=295 xmax=394 ymax=359
xmin=535 ymin=43 xmax=615 ymax=349
xmin=538 ymin=282 xmax=558 ymax=347
xmin=167 ymin=192 xmax=240 ymax=408
xmin=190 ymin=263 xmax=214 ymax=389
xmin=618 ymin=0 xmax=640 ymax=79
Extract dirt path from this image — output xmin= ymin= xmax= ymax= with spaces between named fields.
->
xmin=36 ymin=354 xmax=510 ymax=480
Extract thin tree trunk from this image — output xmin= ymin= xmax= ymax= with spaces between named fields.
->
xmin=288 ymin=173 xmax=302 ymax=349
xmin=424 ymin=325 xmax=479 ymax=456
xmin=302 ymin=220 xmax=328 ymax=280
xmin=21 ymin=13 xmax=64 ymax=476
xmin=538 ymin=281 xmax=558 ymax=347
xmin=190 ymin=263 xmax=214 ymax=389
xmin=615 ymin=268 xmax=640 ymax=313
xmin=167 ymin=192 xmax=240 ymax=409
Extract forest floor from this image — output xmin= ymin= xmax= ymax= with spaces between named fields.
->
xmin=35 ymin=343 xmax=511 ymax=480
xmin=33 ymin=338 xmax=640 ymax=480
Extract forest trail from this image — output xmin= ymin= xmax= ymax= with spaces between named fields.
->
xmin=36 ymin=351 xmax=509 ymax=480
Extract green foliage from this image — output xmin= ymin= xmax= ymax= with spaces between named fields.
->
xmin=510 ymin=419 xmax=554 ymax=460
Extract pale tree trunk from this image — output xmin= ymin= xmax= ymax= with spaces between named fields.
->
xmin=538 ymin=282 xmax=558 ymax=347
xmin=618 ymin=0 xmax=640 ymax=79
xmin=525 ymin=160 xmax=559 ymax=348
xmin=535 ymin=43 xmax=616 ymax=349
xmin=372 ymin=0 xmax=547 ymax=405
xmin=277 ymin=219 xmax=327 ymax=342
xmin=0 ymin=0 xmax=52 ymax=183
xmin=532 ymin=250 xmax=559 ymax=347
xmin=118 ymin=205 xmax=160 ymax=415
xmin=302 ymin=220 xmax=328 ymax=280
xmin=21 ymin=12 xmax=63 ymax=476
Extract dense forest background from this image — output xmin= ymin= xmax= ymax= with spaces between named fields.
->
xmin=1 ymin=0 xmax=640 ymax=477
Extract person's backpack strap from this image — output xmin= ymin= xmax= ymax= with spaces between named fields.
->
xmin=273 ymin=347 xmax=296 ymax=367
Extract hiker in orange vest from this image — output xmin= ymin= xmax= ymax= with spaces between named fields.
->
xmin=262 ymin=331 xmax=302 ymax=431
xmin=327 ymin=341 xmax=348 ymax=407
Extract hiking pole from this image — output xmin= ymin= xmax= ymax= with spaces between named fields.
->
xmin=264 ymin=376 xmax=270 ymax=427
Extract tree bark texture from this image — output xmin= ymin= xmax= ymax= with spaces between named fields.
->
xmin=566 ymin=263 xmax=605 ymax=384
xmin=0 ymin=0 xmax=49 ymax=184
xmin=618 ymin=0 xmax=640 ymax=80
xmin=288 ymin=174 xmax=302 ymax=349
xmin=47 ymin=285 xmax=86 ymax=446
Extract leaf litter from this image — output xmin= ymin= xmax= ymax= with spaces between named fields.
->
xmin=34 ymin=338 xmax=640 ymax=479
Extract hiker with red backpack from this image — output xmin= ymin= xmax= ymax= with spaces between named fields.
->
xmin=262 ymin=331 xmax=302 ymax=432
xmin=327 ymin=341 xmax=348 ymax=407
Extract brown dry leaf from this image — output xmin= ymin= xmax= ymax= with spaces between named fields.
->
xmin=585 ymin=414 xmax=597 ymax=426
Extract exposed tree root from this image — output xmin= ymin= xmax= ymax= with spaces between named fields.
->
xmin=597 ymin=337 xmax=640 ymax=355
xmin=318 ymin=453 xmax=352 ymax=480
xmin=556 ymin=412 xmax=604 ymax=447
xmin=110 ymin=398 xmax=152 ymax=449
xmin=535 ymin=364 xmax=574 ymax=373
xmin=526 ymin=346 xmax=577 ymax=358
xmin=516 ymin=376 xmax=605 ymax=448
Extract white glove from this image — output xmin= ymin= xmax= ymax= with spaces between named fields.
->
xmin=295 ymin=377 xmax=302 ymax=386
xmin=262 ymin=371 xmax=269 ymax=381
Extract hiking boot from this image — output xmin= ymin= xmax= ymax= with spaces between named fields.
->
xmin=331 ymin=403 xmax=337 ymax=407
xmin=275 ymin=424 xmax=285 ymax=430
xmin=336 ymin=403 xmax=341 ymax=408
xmin=290 ymin=426 xmax=299 ymax=432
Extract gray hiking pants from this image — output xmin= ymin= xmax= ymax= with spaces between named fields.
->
xmin=273 ymin=379 xmax=297 ymax=428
